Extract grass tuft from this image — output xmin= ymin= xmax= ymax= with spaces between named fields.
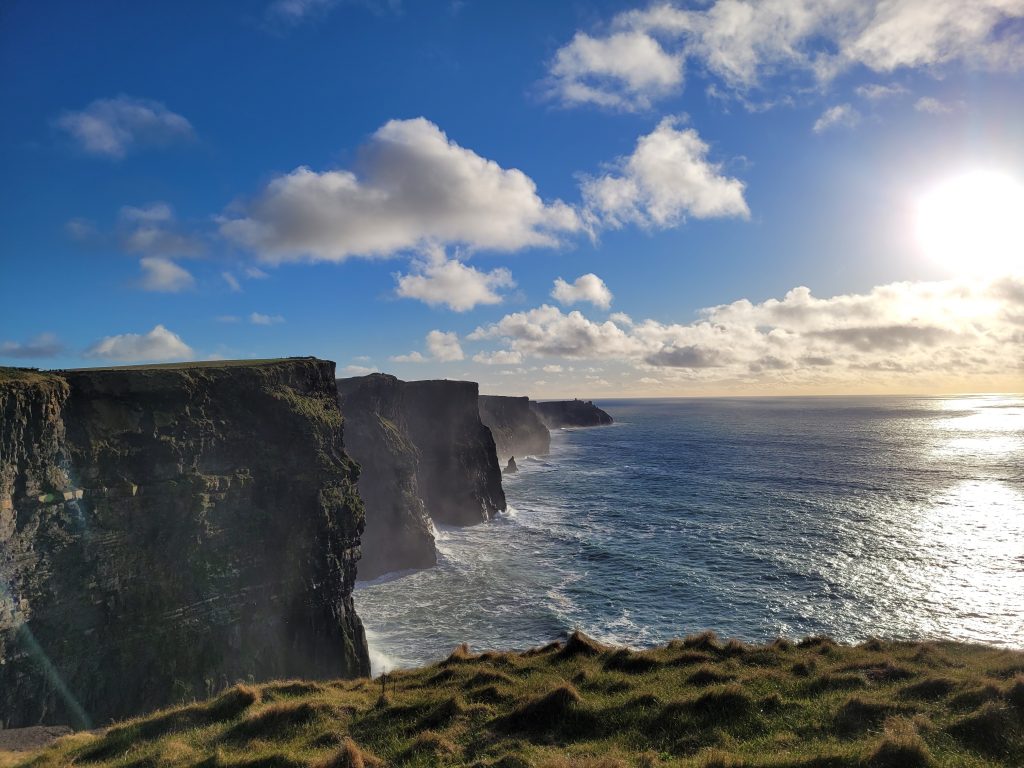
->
xmin=558 ymin=631 xmax=607 ymax=659
xmin=865 ymin=717 xmax=933 ymax=767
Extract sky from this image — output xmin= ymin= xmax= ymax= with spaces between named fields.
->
xmin=2 ymin=0 xmax=1023 ymax=397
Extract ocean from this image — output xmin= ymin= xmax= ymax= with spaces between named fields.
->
xmin=354 ymin=395 xmax=1024 ymax=674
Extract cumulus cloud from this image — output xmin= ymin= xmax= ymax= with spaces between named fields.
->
xmin=546 ymin=1 xmax=1024 ymax=108
xmin=582 ymin=118 xmax=749 ymax=228
xmin=249 ymin=312 xmax=285 ymax=325
xmin=55 ymin=96 xmax=195 ymax=158
xmin=85 ymin=325 xmax=193 ymax=362
xmin=395 ymin=247 xmax=516 ymax=311
xmin=813 ymin=103 xmax=861 ymax=133
xmin=551 ymin=274 xmax=614 ymax=309
xmin=468 ymin=274 xmax=1024 ymax=390
xmin=139 ymin=257 xmax=195 ymax=293
xmin=220 ymin=117 xmax=580 ymax=263
xmin=0 ymin=333 xmax=64 ymax=359
xmin=547 ymin=30 xmax=684 ymax=111
xmin=391 ymin=329 xmax=464 ymax=363
xmin=342 ymin=364 xmax=379 ymax=375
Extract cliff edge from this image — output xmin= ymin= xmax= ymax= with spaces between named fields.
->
xmin=338 ymin=375 xmax=505 ymax=577
xmin=1 ymin=359 xmax=370 ymax=728
xmin=478 ymin=395 xmax=550 ymax=462
xmin=336 ymin=374 xmax=435 ymax=580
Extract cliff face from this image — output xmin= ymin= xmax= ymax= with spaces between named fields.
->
xmin=530 ymin=399 xmax=614 ymax=428
xmin=1 ymin=359 xmax=369 ymax=728
xmin=338 ymin=376 xmax=505 ymax=571
xmin=336 ymin=374 xmax=435 ymax=580
xmin=478 ymin=395 xmax=550 ymax=462
xmin=404 ymin=380 xmax=506 ymax=527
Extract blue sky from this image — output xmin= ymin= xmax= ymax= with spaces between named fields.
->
xmin=2 ymin=0 xmax=1023 ymax=396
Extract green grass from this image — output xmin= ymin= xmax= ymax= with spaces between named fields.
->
xmin=56 ymin=357 xmax=318 ymax=373
xmin=16 ymin=632 xmax=1024 ymax=767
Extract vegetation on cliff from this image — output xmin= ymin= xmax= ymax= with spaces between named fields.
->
xmin=14 ymin=632 xmax=1024 ymax=767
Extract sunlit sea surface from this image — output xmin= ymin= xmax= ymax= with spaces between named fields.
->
xmin=355 ymin=395 xmax=1024 ymax=673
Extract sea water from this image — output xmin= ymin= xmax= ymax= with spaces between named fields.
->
xmin=355 ymin=395 xmax=1024 ymax=674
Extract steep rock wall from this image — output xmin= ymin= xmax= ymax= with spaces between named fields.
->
xmin=530 ymin=399 xmax=613 ymax=428
xmin=404 ymin=380 xmax=506 ymax=527
xmin=478 ymin=395 xmax=550 ymax=462
xmin=0 ymin=359 xmax=369 ymax=728
xmin=336 ymin=374 xmax=435 ymax=580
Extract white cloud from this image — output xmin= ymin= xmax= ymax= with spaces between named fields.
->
xmin=551 ymin=274 xmax=614 ymax=309
xmin=139 ymin=257 xmax=195 ymax=293
xmin=813 ymin=103 xmax=861 ymax=133
xmin=390 ymin=351 xmax=427 ymax=363
xmin=250 ymin=312 xmax=285 ymax=325
xmin=220 ymin=117 xmax=580 ymax=263
xmin=222 ymin=272 xmax=242 ymax=292
xmin=85 ymin=324 xmax=194 ymax=362
xmin=855 ymin=82 xmax=908 ymax=100
xmin=547 ymin=2 xmax=1024 ymax=108
xmin=543 ymin=364 xmax=564 ymax=373
xmin=391 ymin=329 xmax=465 ymax=363
xmin=473 ymin=349 xmax=524 ymax=365
xmin=914 ymin=96 xmax=963 ymax=114
xmin=395 ymin=247 xmax=515 ymax=311
xmin=244 ymin=266 xmax=269 ymax=279
xmin=547 ymin=30 xmax=684 ymax=111
xmin=610 ymin=312 xmax=634 ymax=326
xmin=582 ymin=117 xmax=749 ymax=229
xmin=427 ymin=329 xmax=464 ymax=361
xmin=468 ymin=274 xmax=1024 ymax=390
xmin=55 ymin=96 xmax=195 ymax=158
xmin=0 ymin=333 xmax=64 ymax=359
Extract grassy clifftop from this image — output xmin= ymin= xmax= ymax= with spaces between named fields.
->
xmin=13 ymin=632 xmax=1024 ymax=767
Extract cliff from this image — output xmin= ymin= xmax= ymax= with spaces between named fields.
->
xmin=337 ymin=376 xmax=505 ymax=576
xmin=1 ymin=359 xmax=370 ymax=728
xmin=530 ymin=399 xmax=613 ymax=428
xmin=403 ymin=380 xmax=506 ymax=527
xmin=478 ymin=395 xmax=551 ymax=462
xmin=336 ymin=374 xmax=435 ymax=580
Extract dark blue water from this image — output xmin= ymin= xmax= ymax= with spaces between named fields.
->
xmin=355 ymin=395 xmax=1024 ymax=673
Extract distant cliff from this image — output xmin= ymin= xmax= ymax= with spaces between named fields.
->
xmin=530 ymin=399 xmax=613 ymax=428
xmin=336 ymin=374 xmax=435 ymax=580
xmin=338 ymin=376 xmax=505 ymax=576
xmin=478 ymin=395 xmax=551 ymax=462
xmin=1 ymin=359 xmax=370 ymax=728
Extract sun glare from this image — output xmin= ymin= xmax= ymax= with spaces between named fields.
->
xmin=916 ymin=170 xmax=1024 ymax=276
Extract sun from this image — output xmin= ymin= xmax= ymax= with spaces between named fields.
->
xmin=915 ymin=170 xmax=1024 ymax=276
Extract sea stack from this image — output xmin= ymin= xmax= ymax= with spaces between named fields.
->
xmin=505 ymin=456 xmax=518 ymax=474
xmin=1 ymin=359 xmax=370 ymax=727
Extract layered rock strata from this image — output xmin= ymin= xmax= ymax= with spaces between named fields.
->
xmin=1 ymin=359 xmax=370 ymax=728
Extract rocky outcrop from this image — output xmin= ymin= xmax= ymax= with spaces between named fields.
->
xmin=337 ymin=376 xmax=505 ymax=576
xmin=336 ymin=374 xmax=435 ymax=580
xmin=478 ymin=395 xmax=550 ymax=462
xmin=1 ymin=359 xmax=370 ymax=728
xmin=504 ymin=456 xmax=518 ymax=474
xmin=530 ymin=399 xmax=613 ymax=428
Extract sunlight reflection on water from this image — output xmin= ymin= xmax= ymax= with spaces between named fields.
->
xmin=356 ymin=395 xmax=1024 ymax=673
